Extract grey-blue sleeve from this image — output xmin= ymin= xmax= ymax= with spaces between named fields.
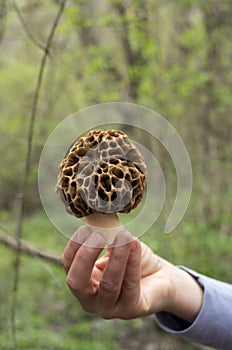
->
xmin=155 ymin=267 xmax=232 ymax=349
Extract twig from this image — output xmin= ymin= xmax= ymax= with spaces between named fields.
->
xmin=0 ymin=234 xmax=62 ymax=266
xmin=11 ymin=1 xmax=67 ymax=349
xmin=11 ymin=0 xmax=46 ymax=52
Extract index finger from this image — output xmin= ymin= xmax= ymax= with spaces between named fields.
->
xmin=66 ymin=233 xmax=105 ymax=295
xmin=62 ymin=226 xmax=91 ymax=273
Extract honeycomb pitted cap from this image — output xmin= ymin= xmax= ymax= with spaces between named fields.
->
xmin=56 ymin=129 xmax=147 ymax=218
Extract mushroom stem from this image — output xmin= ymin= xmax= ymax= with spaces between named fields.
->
xmin=85 ymin=212 xmax=122 ymax=245
xmin=86 ymin=212 xmax=120 ymax=228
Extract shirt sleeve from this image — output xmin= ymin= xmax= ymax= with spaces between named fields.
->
xmin=155 ymin=267 xmax=232 ymax=350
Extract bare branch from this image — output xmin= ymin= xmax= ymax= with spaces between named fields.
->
xmin=0 ymin=0 xmax=7 ymax=44
xmin=0 ymin=234 xmax=62 ymax=266
xmin=11 ymin=1 xmax=68 ymax=348
xmin=11 ymin=0 xmax=46 ymax=52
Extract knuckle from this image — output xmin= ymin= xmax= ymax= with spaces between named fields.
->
xmin=66 ymin=275 xmax=78 ymax=291
xmin=112 ymin=252 xmax=127 ymax=266
xmin=76 ymin=253 xmax=88 ymax=266
xmin=115 ymin=254 xmax=125 ymax=265
xmin=100 ymin=279 xmax=119 ymax=294
xmin=74 ymin=252 xmax=93 ymax=270
xmin=122 ymin=278 xmax=137 ymax=290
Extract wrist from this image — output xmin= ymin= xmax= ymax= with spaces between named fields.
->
xmin=167 ymin=266 xmax=204 ymax=323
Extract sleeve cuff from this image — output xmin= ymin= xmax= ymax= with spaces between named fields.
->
xmin=155 ymin=267 xmax=232 ymax=349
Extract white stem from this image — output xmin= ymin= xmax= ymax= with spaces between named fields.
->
xmin=85 ymin=213 xmax=123 ymax=245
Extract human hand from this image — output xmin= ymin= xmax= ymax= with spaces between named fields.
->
xmin=62 ymin=227 xmax=203 ymax=321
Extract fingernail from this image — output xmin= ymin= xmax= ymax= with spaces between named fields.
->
xmin=130 ymin=239 xmax=139 ymax=252
xmin=114 ymin=230 xmax=133 ymax=247
xmin=95 ymin=257 xmax=109 ymax=269
xmin=71 ymin=226 xmax=91 ymax=244
xmin=84 ymin=233 xmax=105 ymax=248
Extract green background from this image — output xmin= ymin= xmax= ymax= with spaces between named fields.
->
xmin=0 ymin=1 xmax=231 ymax=349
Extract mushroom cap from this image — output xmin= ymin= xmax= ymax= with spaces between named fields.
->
xmin=56 ymin=129 xmax=147 ymax=218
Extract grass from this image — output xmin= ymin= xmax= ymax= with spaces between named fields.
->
xmin=0 ymin=209 xmax=231 ymax=349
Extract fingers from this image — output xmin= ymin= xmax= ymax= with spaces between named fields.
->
xmin=121 ymin=239 xmax=141 ymax=297
xmin=97 ymin=230 xmax=133 ymax=314
xmin=62 ymin=228 xmax=139 ymax=319
xmin=66 ymin=233 xmax=105 ymax=296
xmin=62 ymin=226 xmax=91 ymax=273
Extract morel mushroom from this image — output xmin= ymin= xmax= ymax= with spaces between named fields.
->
xmin=56 ymin=129 xmax=147 ymax=244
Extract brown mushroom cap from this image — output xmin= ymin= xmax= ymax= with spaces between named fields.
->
xmin=56 ymin=129 xmax=147 ymax=218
